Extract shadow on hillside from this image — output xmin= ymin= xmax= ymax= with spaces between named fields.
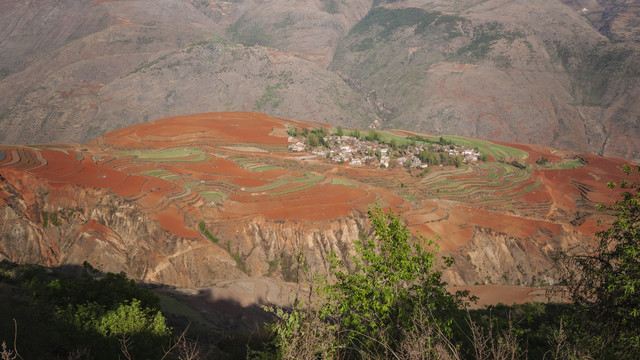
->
xmin=0 ymin=260 xmax=281 ymax=359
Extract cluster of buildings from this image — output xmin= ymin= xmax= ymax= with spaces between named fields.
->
xmin=288 ymin=134 xmax=482 ymax=169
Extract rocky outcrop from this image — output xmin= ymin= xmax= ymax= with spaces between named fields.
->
xmin=443 ymin=225 xmax=594 ymax=287
xmin=218 ymin=213 xmax=369 ymax=282
xmin=0 ymin=169 xmax=245 ymax=288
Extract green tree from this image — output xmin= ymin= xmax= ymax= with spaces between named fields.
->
xmin=455 ymin=155 xmax=463 ymax=168
xmin=320 ymin=207 xmax=467 ymax=357
xmin=560 ymin=164 xmax=640 ymax=358
xmin=307 ymin=133 xmax=321 ymax=147
xmin=335 ymin=126 xmax=344 ymax=137
xmin=536 ymin=156 xmax=549 ymax=165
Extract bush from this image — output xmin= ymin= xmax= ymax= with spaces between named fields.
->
xmin=320 ymin=207 xmax=467 ymax=357
xmin=536 ymin=157 xmax=549 ymax=165
xmin=559 ymin=164 xmax=640 ymax=358
xmin=0 ymin=262 xmax=173 ymax=359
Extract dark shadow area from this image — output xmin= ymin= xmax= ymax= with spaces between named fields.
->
xmin=0 ymin=260 xmax=277 ymax=360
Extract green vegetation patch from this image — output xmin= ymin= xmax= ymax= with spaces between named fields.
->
xmin=139 ymin=169 xmax=180 ymax=180
xmin=0 ymin=262 xmax=171 ymax=360
xmin=454 ymin=22 xmax=524 ymax=62
xmin=553 ymin=42 xmax=638 ymax=106
xmin=331 ymin=178 xmax=359 ymax=187
xmin=257 ymin=83 xmax=286 ymax=110
xmin=228 ymin=15 xmax=274 ymax=47
xmin=295 ymin=172 xmax=325 ymax=183
xmin=121 ymin=148 xmax=207 ymax=163
xmin=198 ymin=220 xmax=219 ymax=243
xmin=352 ymin=7 xmax=426 ymax=35
xmin=252 ymin=165 xmax=280 ymax=172
xmin=272 ymin=183 xmax=316 ymax=196
xmin=425 ymin=134 xmax=527 ymax=162
xmin=239 ymin=160 xmax=281 ymax=172
xmin=197 ymin=190 xmax=225 ymax=203
xmin=538 ymin=159 xmax=586 ymax=170
xmin=245 ymin=179 xmax=289 ymax=192
xmin=351 ymin=7 xmax=456 ymax=41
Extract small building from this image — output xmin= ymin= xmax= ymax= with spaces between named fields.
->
xmin=288 ymin=142 xmax=306 ymax=152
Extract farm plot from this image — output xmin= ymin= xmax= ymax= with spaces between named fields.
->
xmin=428 ymin=135 xmax=527 ymax=162
xmin=230 ymin=156 xmax=281 ymax=172
xmin=120 ymin=148 xmax=207 ymax=163
xmin=373 ymin=130 xmax=528 ymax=162
xmin=182 ymin=181 xmax=227 ymax=203
xmin=139 ymin=169 xmax=181 ymax=181
xmin=419 ymin=162 xmax=544 ymax=213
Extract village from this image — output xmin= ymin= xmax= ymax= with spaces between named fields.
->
xmin=287 ymin=128 xmax=484 ymax=170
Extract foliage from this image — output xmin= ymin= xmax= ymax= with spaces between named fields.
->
xmin=257 ymin=83 xmax=285 ymax=110
xmin=454 ymin=22 xmax=523 ymax=62
xmin=198 ymin=220 xmax=219 ymax=243
xmin=364 ymin=129 xmax=382 ymax=142
xmin=507 ymin=160 xmax=527 ymax=169
xmin=286 ymin=126 xmax=299 ymax=137
xmin=351 ymin=8 xmax=429 ymax=39
xmin=305 ymin=127 xmax=329 ymax=148
xmin=0 ymin=261 xmax=173 ymax=359
xmin=255 ymin=305 xmax=338 ymax=360
xmin=559 ymin=164 xmax=640 ymax=358
xmin=319 ymin=207 xmax=467 ymax=357
xmin=227 ymin=15 xmax=274 ymax=47
xmin=536 ymin=157 xmax=549 ymax=166
xmin=321 ymin=0 xmax=340 ymax=14
xmin=553 ymin=42 xmax=638 ymax=107
xmin=417 ymin=145 xmax=460 ymax=167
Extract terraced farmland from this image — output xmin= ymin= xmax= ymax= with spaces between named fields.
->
xmin=0 ymin=112 xmax=631 ymax=282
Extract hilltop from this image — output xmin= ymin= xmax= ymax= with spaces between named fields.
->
xmin=0 ymin=0 xmax=638 ymax=162
xmin=0 ymin=112 xmax=632 ymax=308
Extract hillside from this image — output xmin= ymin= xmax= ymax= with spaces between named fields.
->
xmin=0 ymin=0 xmax=638 ymax=162
xmin=0 ymin=0 xmax=376 ymax=145
xmin=330 ymin=0 xmax=640 ymax=162
xmin=0 ymin=112 xmax=632 ymax=298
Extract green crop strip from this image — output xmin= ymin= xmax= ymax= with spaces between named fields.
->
xmin=272 ymin=183 xmax=316 ymax=196
xmin=295 ymin=173 xmax=325 ymax=183
xmin=121 ymin=148 xmax=207 ymax=162
xmin=139 ymin=170 xmax=180 ymax=180
xmin=331 ymin=178 xmax=359 ymax=187
xmin=245 ymin=179 xmax=289 ymax=192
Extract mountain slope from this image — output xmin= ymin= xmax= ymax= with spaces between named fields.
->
xmin=330 ymin=0 xmax=640 ymax=161
xmin=0 ymin=0 xmax=638 ymax=162
xmin=0 ymin=0 xmax=377 ymax=145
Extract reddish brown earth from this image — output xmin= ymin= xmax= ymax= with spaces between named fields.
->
xmin=0 ymin=111 xmax=634 ymax=308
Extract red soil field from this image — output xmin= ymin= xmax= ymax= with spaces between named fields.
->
xmin=1 ymin=112 xmax=633 ymax=277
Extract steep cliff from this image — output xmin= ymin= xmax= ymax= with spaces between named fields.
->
xmin=0 ymin=167 xmax=245 ymax=288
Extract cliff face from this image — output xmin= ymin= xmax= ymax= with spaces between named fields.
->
xmin=0 ymin=168 xmax=245 ymax=288
xmin=219 ymin=215 xmax=367 ymax=281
